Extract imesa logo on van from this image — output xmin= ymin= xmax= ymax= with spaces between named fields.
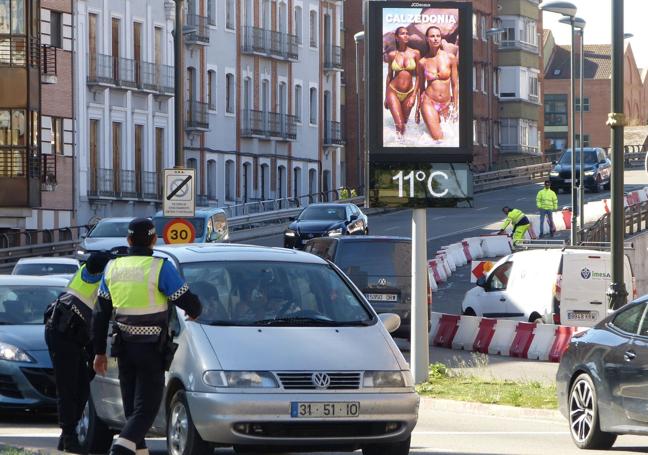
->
xmin=580 ymin=267 xmax=610 ymax=280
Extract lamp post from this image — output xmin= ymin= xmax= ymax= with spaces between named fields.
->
xmin=174 ymin=0 xmax=185 ymax=167
xmin=485 ymin=27 xmax=505 ymax=171
xmin=354 ymin=31 xmax=365 ymax=193
xmin=540 ymin=1 xmax=578 ymax=245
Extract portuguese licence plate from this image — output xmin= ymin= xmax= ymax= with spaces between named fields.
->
xmin=366 ymin=293 xmax=398 ymax=302
xmin=291 ymin=402 xmax=360 ymax=418
xmin=567 ymin=310 xmax=598 ymax=321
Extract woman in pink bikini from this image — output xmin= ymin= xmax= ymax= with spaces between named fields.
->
xmin=384 ymin=27 xmax=421 ymax=137
xmin=416 ymin=26 xmax=459 ymax=141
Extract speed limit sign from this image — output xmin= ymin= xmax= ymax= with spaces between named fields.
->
xmin=162 ymin=218 xmax=196 ymax=244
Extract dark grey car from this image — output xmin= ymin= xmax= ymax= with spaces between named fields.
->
xmin=557 ymin=295 xmax=648 ymax=450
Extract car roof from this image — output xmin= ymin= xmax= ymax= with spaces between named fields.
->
xmin=153 ymin=208 xmax=226 ymax=217
xmin=96 ymin=217 xmax=135 ymax=223
xmin=16 ymin=257 xmax=80 ymax=265
xmin=154 ymin=243 xmax=328 ymax=265
xmin=0 ymin=275 xmax=70 ymax=285
xmin=304 ymin=203 xmax=356 ymax=208
xmin=562 ymin=147 xmax=602 ymax=153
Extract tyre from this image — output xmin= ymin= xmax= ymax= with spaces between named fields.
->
xmin=603 ymin=180 xmax=611 ymax=191
xmin=592 ymin=176 xmax=602 ymax=193
xmin=363 ymin=436 xmax=411 ymax=455
xmin=568 ymin=373 xmax=617 ymax=450
xmin=77 ymin=398 xmax=115 ymax=454
xmin=167 ymin=390 xmax=213 ymax=455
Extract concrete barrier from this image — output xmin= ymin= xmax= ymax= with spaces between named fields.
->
xmin=480 ymin=235 xmax=512 ymax=257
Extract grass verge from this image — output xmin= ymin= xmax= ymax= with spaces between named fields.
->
xmin=416 ymin=362 xmax=558 ymax=409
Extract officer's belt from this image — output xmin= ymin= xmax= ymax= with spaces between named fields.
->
xmin=116 ymin=321 xmax=162 ymax=336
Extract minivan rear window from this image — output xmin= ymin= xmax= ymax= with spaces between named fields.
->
xmin=335 ymin=241 xmax=411 ymax=277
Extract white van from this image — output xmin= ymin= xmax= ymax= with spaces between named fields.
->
xmin=461 ymin=249 xmax=636 ymax=327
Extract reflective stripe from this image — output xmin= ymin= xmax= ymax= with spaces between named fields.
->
xmin=147 ymin=258 xmax=162 ymax=311
xmin=66 ymin=288 xmax=97 ymax=311
xmin=116 ymin=321 xmax=162 ymax=336
xmin=114 ymin=437 xmax=136 ymax=453
xmin=65 ymin=265 xmax=100 ymax=310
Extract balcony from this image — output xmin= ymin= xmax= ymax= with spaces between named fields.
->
xmin=88 ymin=168 xmax=115 ymax=197
xmin=41 ymin=45 xmax=57 ymax=84
xmin=87 ymin=54 xmax=114 ymax=86
xmin=242 ymin=26 xmax=299 ymax=61
xmin=324 ymin=45 xmax=343 ymax=71
xmin=241 ymin=110 xmax=297 ymax=141
xmin=184 ymin=14 xmax=210 ymax=45
xmin=499 ymin=40 xmax=539 ymax=54
xmin=141 ymin=171 xmax=160 ymax=200
xmin=88 ymin=55 xmax=174 ymax=95
xmin=324 ymin=121 xmax=345 ymax=146
xmin=40 ymin=154 xmax=56 ymax=191
xmin=186 ymin=100 xmax=210 ymax=131
xmin=500 ymin=144 xmax=539 ymax=155
xmin=88 ymin=168 xmax=162 ymax=200
xmin=115 ymin=57 xmax=137 ymax=88
xmin=140 ymin=62 xmax=174 ymax=95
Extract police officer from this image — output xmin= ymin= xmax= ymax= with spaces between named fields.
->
xmin=499 ymin=206 xmax=531 ymax=244
xmin=45 ymin=252 xmax=112 ymax=453
xmin=92 ymin=218 xmax=201 ymax=455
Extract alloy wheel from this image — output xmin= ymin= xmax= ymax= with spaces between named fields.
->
xmin=76 ymin=402 xmax=90 ymax=444
xmin=569 ymin=378 xmax=594 ymax=443
xmin=168 ymin=401 xmax=189 ymax=455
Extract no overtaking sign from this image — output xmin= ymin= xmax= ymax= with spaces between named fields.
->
xmin=163 ymin=168 xmax=196 ymax=217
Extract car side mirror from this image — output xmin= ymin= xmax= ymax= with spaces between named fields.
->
xmin=476 ymin=276 xmax=487 ymax=288
xmin=378 ymin=313 xmax=401 ymax=334
xmin=350 ymin=214 xmax=358 ymax=221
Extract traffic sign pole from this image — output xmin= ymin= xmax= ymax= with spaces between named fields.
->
xmin=411 ymin=208 xmax=429 ymax=384
xmin=174 ymin=0 xmax=185 ymax=167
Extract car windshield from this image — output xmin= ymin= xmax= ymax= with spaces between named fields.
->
xmin=558 ymin=151 xmax=599 ymax=165
xmin=13 ymin=263 xmax=78 ymax=275
xmin=298 ymin=206 xmax=347 ymax=221
xmin=153 ymin=217 xmax=206 ymax=238
xmin=0 ymin=285 xmax=64 ymax=325
xmin=335 ymin=241 xmax=411 ymax=278
xmin=182 ymin=261 xmax=373 ymax=326
xmin=89 ymin=221 xmax=130 ymax=238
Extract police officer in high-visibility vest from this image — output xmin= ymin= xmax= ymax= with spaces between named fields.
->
xmin=499 ymin=206 xmax=531 ymax=244
xmin=45 ymin=252 xmax=112 ymax=453
xmin=92 ymin=218 xmax=201 ymax=455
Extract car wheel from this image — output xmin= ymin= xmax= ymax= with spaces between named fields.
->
xmin=363 ymin=436 xmax=411 ymax=455
xmin=568 ymin=374 xmax=617 ymax=450
xmin=167 ymin=390 xmax=213 ymax=455
xmin=77 ymin=398 xmax=115 ymax=454
xmin=592 ymin=176 xmax=602 ymax=193
xmin=604 ymin=180 xmax=611 ymax=191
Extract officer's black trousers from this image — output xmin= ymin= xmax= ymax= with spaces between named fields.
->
xmin=117 ymin=341 xmax=165 ymax=451
xmin=45 ymin=326 xmax=90 ymax=436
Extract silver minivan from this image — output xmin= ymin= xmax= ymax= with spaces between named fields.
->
xmin=79 ymin=244 xmax=418 ymax=455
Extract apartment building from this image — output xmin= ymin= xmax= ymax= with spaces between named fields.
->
xmin=0 ymin=0 xmax=75 ymax=240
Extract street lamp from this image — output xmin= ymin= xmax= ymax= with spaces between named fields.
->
xmin=354 ymin=31 xmax=365 ymax=193
xmin=485 ymin=27 xmax=505 ymax=171
xmin=540 ymin=1 xmax=578 ymax=245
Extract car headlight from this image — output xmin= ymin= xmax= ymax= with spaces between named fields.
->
xmin=203 ymin=371 xmax=279 ymax=388
xmin=0 ymin=341 xmax=34 ymax=363
xmin=327 ymin=228 xmax=343 ymax=237
xmin=584 ymin=170 xmax=595 ymax=176
xmin=76 ymin=248 xmax=86 ymax=256
xmin=284 ymin=230 xmax=296 ymax=237
xmin=549 ymin=171 xmax=559 ymax=177
xmin=363 ymin=371 xmax=409 ymax=388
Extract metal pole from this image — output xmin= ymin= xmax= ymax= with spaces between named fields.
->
xmin=355 ymin=39 xmax=362 ymax=190
xmin=174 ymin=0 xmax=185 ymax=168
xmin=578 ymin=28 xmax=585 ymax=239
xmin=487 ymin=39 xmax=493 ymax=171
xmin=411 ymin=208 xmax=429 ymax=384
xmin=607 ymin=0 xmax=627 ymax=310
xmin=569 ymin=20 xmax=577 ymax=245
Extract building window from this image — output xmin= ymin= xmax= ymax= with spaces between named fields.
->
xmin=545 ymin=94 xmax=568 ymax=126
xmin=51 ymin=117 xmax=63 ymax=155
xmin=493 ymin=67 xmax=500 ymax=95
xmin=481 ymin=120 xmax=488 ymax=146
xmin=208 ymin=70 xmax=216 ymax=110
xmin=575 ymin=135 xmax=591 ymax=148
xmin=225 ymin=159 xmax=235 ymax=201
xmin=528 ymin=72 xmax=539 ymax=102
xmin=225 ymin=73 xmax=234 ymax=113
xmin=50 ymin=11 xmax=62 ymax=48
xmin=310 ymin=10 xmax=318 ymax=48
xmin=473 ymin=120 xmax=477 ymax=144
xmin=472 ymin=13 xmax=477 ymax=39
xmin=226 ymin=0 xmax=235 ymax=30
xmin=480 ymin=16 xmax=486 ymax=41
xmin=480 ymin=66 xmax=486 ymax=93
xmin=295 ymin=84 xmax=302 ymax=122
xmin=575 ymin=97 xmax=590 ymax=112
xmin=500 ymin=118 xmax=539 ymax=153
xmin=295 ymin=6 xmax=302 ymax=45
xmin=208 ymin=0 xmax=216 ymax=26
xmin=309 ymin=87 xmax=317 ymax=124
xmin=472 ymin=66 xmax=477 ymax=91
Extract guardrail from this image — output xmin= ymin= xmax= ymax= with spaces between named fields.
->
xmin=0 ymin=240 xmax=79 ymax=274
xmin=581 ymin=201 xmax=648 ymax=243
xmin=473 ymin=163 xmax=551 ymax=193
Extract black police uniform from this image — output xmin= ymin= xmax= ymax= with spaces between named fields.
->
xmin=92 ymin=218 xmax=201 ymax=455
xmin=45 ymin=252 xmax=111 ymax=453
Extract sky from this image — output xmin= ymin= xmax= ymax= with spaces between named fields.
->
xmin=542 ymin=0 xmax=648 ymax=69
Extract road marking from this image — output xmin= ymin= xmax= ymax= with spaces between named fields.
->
xmin=516 ymin=197 xmax=527 ymax=201
xmin=384 ymin=226 xmax=400 ymax=232
xmin=476 ymin=207 xmax=490 ymax=211
xmin=432 ymin=216 xmax=447 ymax=221
xmin=427 ymin=223 xmax=491 ymax=242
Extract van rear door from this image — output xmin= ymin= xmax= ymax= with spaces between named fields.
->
xmin=560 ymin=252 xmax=609 ymax=327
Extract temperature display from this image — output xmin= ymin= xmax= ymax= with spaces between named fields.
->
xmin=392 ymin=170 xmax=450 ymax=198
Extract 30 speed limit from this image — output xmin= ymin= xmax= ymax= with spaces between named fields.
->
xmin=162 ymin=218 xmax=196 ymax=244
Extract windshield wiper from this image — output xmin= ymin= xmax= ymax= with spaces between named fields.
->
xmin=200 ymin=319 xmax=243 ymax=326
xmin=253 ymin=317 xmax=338 ymax=326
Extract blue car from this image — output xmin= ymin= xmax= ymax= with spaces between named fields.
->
xmin=0 ymin=275 xmax=68 ymax=410
xmin=152 ymin=208 xmax=229 ymax=245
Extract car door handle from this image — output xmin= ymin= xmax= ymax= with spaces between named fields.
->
xmin=499 ymin=298 xmax=506 ymax=302
xmin=624 ymin=350 xmax=636 ymax=362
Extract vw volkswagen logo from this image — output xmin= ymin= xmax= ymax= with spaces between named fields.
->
xmin=581 ymin=268 xmax=592 ymax=280
xmin=311 ymin=372 xmax=331 ymax=389
xmin=378 ymin=278 xmax=388 ymax=286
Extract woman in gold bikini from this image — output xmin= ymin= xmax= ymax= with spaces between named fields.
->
xmin=416 ymin=26 xmax=459 ymax=141
xmin=384 ymin=27 xmax=421 ymax=137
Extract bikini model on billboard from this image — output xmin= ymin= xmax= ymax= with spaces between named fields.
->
xmin=416 ymin=26 xmax=459 ymax=141
xmin=384 ymin=27 xmax=421 ymax=138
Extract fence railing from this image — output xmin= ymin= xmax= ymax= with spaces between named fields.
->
xmin=184 ymin=14 xmax=210 ymax=44
xmin=582 ymin=201 xmax=648 ymax=243
xmin=324 ymin=45 xmax=343 ymax=70
xmin=474 ymin=162 xmax=551 ymax=193
xmin=241 ymin=26 xmax=299 ymax=61
xmin=41 ymin=44 xmax=57 ymax=76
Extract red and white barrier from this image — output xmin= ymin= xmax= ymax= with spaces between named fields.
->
xmin=427 ymin=311 xmax=587 ymax=363
xmin=464 ymin=237 xmax=485 ymax=260
xmin=480 ymin=235 xmax=512 ymax=257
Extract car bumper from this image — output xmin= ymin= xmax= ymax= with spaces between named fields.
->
xmin=0 ymin=359 xmax=57 ymax=410
xmin=549 ymin=175 xmax=601 ymax=189
xmin=284 ymin=234 xmax=325 ymax=250
xmin=186 ymin=390 xmax=419 ymax=447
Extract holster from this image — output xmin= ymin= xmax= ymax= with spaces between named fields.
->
xmin=110 ymin=329 xmax=123 ymax=357
xmin=158 ymin=331 xmax=178 ymax=371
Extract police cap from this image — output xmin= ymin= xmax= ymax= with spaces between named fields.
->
xmin=128 ymin=217 xmax=156 ymax=246
xmin=85 ymin=251 xmax=112 ymax=275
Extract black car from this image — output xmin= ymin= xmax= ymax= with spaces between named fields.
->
xmin=283 ymin=203 xmax=368 ymax=249
xmin=304 ymin=236 xmax=429 ymax=339
xmin=549 ymin=147 xmax=611 ymax=193
xmin=557 ymin=295 xmax=648 ymax=450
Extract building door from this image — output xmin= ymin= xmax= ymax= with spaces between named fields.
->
xmin=112 ymin=122 xmax=121 ymax=193
xmin=133 ymin=22 xmax=141 ymax=84
xmin=135 ymin=125 xmax=143 ymax=195
xmin=89 ymin=119 xmax=98 ymax=193
xmin=112 ymin=18 xmax=120 ymax=81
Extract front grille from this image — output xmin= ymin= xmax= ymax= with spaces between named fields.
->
xmin=559 ymin=170 xmax=572 ymax=179
xmin=277 ymin=372 xmax=361 ymax=390
xmin=0 ymin=374 xmax=22 ymax=399
xmin=234 ymin=421 xmax=404 ymax=438
xmin=20 ymin=368 xmax=56 ymax=398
